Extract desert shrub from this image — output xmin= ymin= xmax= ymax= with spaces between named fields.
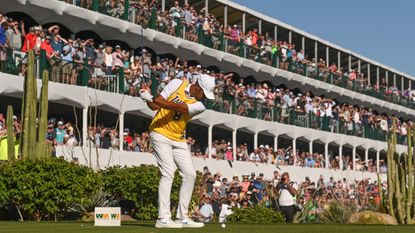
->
xmin=226 ymin=205 xmax=285 ymax=223
xmin=101 ymin=165 xmax=203 ymax=220
xmin=318 ymin=200 xmax=354 ymax=224
xmin=0 ymin=158 xmax=99 ymax=221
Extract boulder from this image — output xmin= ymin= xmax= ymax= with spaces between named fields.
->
xmin=349 ymin=211 xmax=397 ymax=225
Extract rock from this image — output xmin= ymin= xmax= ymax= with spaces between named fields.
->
xmin=349 ymin=211 xmax=397 ymax=225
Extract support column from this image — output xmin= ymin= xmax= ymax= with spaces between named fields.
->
xmin=224 ymin=6 xmax=228 ymax=28
xmin=253 ymin=133 xmax=258 ymax=149
xmin=339 ymin=145 xmax=343 ymax=170
xmin=309 ymin=140 xmax=313 ymax=155
xmin=288 ymin=30 xmax=292 ymax=44
xmin=402 ymin=76 xmax=405 ymax=93
xmin=242 ymin=12 xmax=246 ymax=33
xmin=367 ymin=64 xmax=371 ymax=85
xmin=352 ymin=147 xmax=356 ymax=171
xmin=82 ymin=107 xmax=88 ymax=147
xmin=386 ymin=70 xmax=389 ymax=86
xmin=326 ymin=46 xmax=329 ymax=65
xmin=337 ymin=51 xmax=341 ymax=68
xmin=377 ymin=67 xmax=380 ymax=87
xmin=184 ymin=0 xmax=188 ymax=4
xmin=208 ymin=125 xmax=213 ymax=158
xmin=393 ymin=73 xmax=396 ymax=87
xmin=292 ymin=137 xmax=297 ymax=166
xmin=358 ymin=59 xmax=361 ymax=73
xmin=325 ymin=143 xmax=329 ymax=169
xmin=274 ymin=136 xmax=278 ymax=151
xmin=119 ymin=112 xmax=124 ymax=151
xmin=232 ymin=130 xmax=237 ymax=158
xmin=365 ymin=148 xmax=369 ymax=167
xmin=314 ymin=41 xmax=318 ymax=61
xmin=258 ymin=19 xmax=262 ymax=34
xmin=161 ymin=0 xmax=165 ymax=12
xmin=376 ymin=150 xmax=380 ymax=172
xmin=274 ymin=25 xmax=278 ymax=41
xmin=205 ymin=0 xmax=208 ymax=16
xmin=301 ymin=36 xmax=305 ymax=51
xmin=348 ymin=54 xmax=352 ymax=71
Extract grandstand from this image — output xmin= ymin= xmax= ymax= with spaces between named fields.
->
xmin=1 ymin=0 xmax=411 ymax=184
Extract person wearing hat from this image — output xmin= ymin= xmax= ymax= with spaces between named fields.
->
xmin=55 ymin=121 xmax=66 ymax=145
xmin=22 ymin=26 xmax=37 ymax=52
xmin=40 ymin=34 xmax=56 ymax=60
xmin=139 ymin=73 xmax=215 ymax=228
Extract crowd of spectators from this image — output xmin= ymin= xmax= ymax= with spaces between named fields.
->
xmin=0 ymin=11 xmax=411 ymax=145
xmin=189 ymin=138 xmax=383 ymax=173
xmin=193 ymin=168 xmax=384 ymax=222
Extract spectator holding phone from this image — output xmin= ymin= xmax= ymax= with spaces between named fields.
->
xmin=277 ymin=172 xmax=298 ymax=223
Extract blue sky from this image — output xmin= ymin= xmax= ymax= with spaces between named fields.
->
xmin=233 ymin=0 xmax=414 ymax=77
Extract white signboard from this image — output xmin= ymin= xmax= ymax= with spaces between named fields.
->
xmin=94 ymin=207 xmax=121 ymax=226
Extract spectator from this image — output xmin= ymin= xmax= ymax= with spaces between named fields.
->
xmin=277 ymin=172 xmax=298 ymax=223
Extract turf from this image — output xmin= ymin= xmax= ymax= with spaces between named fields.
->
xmin=0 ymin=222 xmax=414 ymax=233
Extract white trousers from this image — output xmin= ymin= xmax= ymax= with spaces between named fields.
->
xmin=150 ymin=131 xmax=196 ymax=220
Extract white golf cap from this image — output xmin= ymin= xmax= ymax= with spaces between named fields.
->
xmin=198 ymin=74 xmax=215 ymax=100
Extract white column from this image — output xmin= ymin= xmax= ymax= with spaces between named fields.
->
xmin=309 ymin=140 xmax=313 ymax=155
xmin=365 ymin=148 xmax=369 ymax=167
xmin=274 ymin=25 xmax=278 ymax=41
xmin=232 ymin=130 xmax=237 ymax=158
xmin=292 ymin=137 xmax=297 ymax=166
xmin=205 ymin=0 xmax=208 ymax=16
xmin=224 ymin=6 xmax=228 ymax=28
xmin=314 ymin=41 xmax=318 ymax=61
xmin=348 ymin=54 xmax=352 ymax=71
xmin=82 ymin=107 xmax=88 ymax=147
xmin=254 ymin=133 xmax=258 ymax=149
xmin=367 ymin=64 xmax=371 ymax=85
xmin=352 ymin=147 xmax=356 ymax=171
xmin=325 ymin=143 xmax=329 ymax=169
xmin=208 ymin=125 xmax=213 ymax=158
xmin=119 ymin=112 xmax=124 ymax=152
xmin=376 ymin=150 xmax=380 ymax=172
xmin=326 ymin=46 xmax=329 ymax=65
xmin=377 ymin=67 xmax=380 ymax=87
xmin=274 ymin=136 xmax=278 ymax=151
xmin=161 ymin=0 xmax=165 ymax=12
xmin=393 ymin=73 xmax=397 ymax=87
xmin=358 ymin=59 xmax=361 ymax=73
xmin=258 ymin=19 xmax=262 ymax=34
xmin=386 ymin=70 xmax=389 ymax=86
xmin=402 ymin=76 xmax=405 ymax=93
xmin=339 ymin=145 xmax=343 ymax=170
xmin=242 ymin=12 xmax=246 ymax=32
xmin=288 ymin=30 xmax=292 ymax=44
xmin=301 ymin=36 xmax=305 ymax=51
xmin=271 ymin=136 xmax=278 ymax=164
xmin=337 ymin=51 xmax=341 ymax=69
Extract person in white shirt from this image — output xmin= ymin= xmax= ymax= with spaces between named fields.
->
xmin=277 ymin=172 xmax=298 ymax=223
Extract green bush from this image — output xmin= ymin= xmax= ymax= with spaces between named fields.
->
xmin=0 ymin=158 xmax=99 ymax=221
xmin=226 ymin=206 xmax=285 ymax=223
xmin=101 ymin=165 xmax=203 ymax=220
xmin=318 ymin=200 xmax=355 ymax=224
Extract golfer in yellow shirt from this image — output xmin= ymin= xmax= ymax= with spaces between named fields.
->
xmin=139 ymin=74 xmax=215 ymax=228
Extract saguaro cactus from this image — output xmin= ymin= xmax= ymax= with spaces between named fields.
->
xmin=386 ymin=119 xmax=415 ymax=224
xmin=20 ymin=50 xmax=51 ymax=159
xmin=6 ymin=105 xmax=15 ymax=161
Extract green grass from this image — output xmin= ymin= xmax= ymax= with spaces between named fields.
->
xmin=0 ymin=222 xmax=414 ymax=233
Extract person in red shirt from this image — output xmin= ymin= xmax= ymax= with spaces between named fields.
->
xmin=22 ymin=27 xmax=37 ymax=52
xmin=251 ymin=28 xmax=259 ymax=46
xmin=123 ymin=129 xmax=133 ymax=150
xmin=40 ymin=35 xmax=55 ymax=59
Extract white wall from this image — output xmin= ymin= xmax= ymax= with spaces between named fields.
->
xmin=57 ymin=146 xmax=386 ymax=183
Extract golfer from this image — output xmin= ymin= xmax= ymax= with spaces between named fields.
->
xmin=139 ymin=74 xmax=215 ymax=228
